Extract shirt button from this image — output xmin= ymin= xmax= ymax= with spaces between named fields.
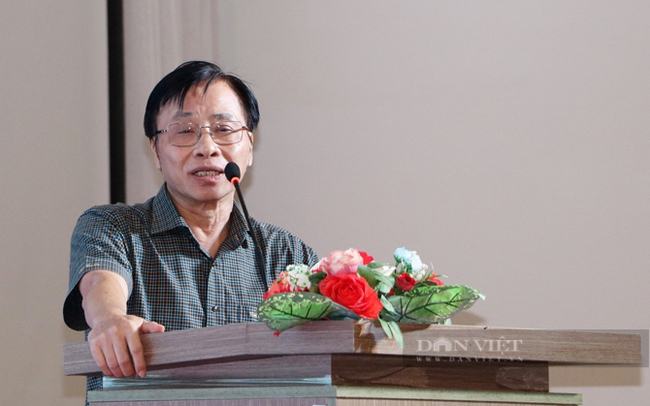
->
xmin=211 ymin=305 xmax=219 ymax=312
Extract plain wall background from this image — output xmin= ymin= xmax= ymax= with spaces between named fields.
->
xmin=0 ymin=1 xmax=107 ymax=405
xmin=1 ymin=1 xmax=647 ymax=405
xmin=122 ymin=1 xmax=649 ymax=405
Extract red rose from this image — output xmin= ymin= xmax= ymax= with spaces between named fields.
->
xmin=396 ymin=273 xmax=416 ymax=291
xmin=318 ymin=273 xmax=383 ymax=319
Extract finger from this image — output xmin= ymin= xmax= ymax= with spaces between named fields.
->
xmin=88 ymin=341 xmax=113 ymax=377
xmin=101 ymin=342 xmax=125 ymax=378
xmin=140 ymin=321 xmax=165 ymax=334
xmin=126 ymin=333 xmax=147 ymax=378
xmin=112 ymin=337 xmax=137 ymax=377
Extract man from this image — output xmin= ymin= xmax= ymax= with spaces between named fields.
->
xmin=63 ymin=61 xmax=318 ymax=393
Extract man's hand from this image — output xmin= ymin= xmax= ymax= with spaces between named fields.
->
xmin=79 ymin=270 xmax=165 ymax=378
xmin=87 ymin=313 xmax=164 ymax=378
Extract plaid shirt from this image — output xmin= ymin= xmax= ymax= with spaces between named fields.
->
xmin=63 ymin=184 xmax=318 ymax=393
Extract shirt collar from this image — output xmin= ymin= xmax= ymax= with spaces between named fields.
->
xmin=151 ymin=184 xmax=252 ymax=247
xmin=224 ymin=200 xmax=251 ymax=248
xmin=151 ymin=184 xmax=188 ymax=234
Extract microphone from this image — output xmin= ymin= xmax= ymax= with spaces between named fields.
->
xmin=224 ymin=162 xmax=269 ymax=292
xmin=224 ymin=161 xmax=241 ymax=185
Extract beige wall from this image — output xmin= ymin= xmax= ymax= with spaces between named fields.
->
xmin=0 ymin=0 xmax=108 ymax=405
xmin=123 ymin=1 xmax=649 ymax=404
xmin=1 ymin=1 xmax=646 ymax=405
xmin=223 ymin=4 xmax=650 ymax=402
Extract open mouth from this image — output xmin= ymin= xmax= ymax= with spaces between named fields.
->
xmin=193 ymin=170 xmax=222 ymax=177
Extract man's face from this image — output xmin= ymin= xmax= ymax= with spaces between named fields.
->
xmin=151 ymin=80 xmax=253 ymax=208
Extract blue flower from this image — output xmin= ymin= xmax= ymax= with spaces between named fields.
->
xmin=394 ymin=247 xmax=427 ymax=278
xmin=394 ymin=247 xmax=413 ymax=263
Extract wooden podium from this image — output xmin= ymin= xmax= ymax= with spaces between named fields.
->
xmin=63 ymin=321 xmax=643 ymax=406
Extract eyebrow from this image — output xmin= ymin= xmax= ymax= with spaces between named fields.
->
xmin=210 ymin=112 xmax=238 ymax=121
xmin=171 ymin=111 xmax=195 ymax=120
xmin=170 ymin=111 xmax=239 ymax=122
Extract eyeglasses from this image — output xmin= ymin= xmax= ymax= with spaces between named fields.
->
xmin=155 ymin=121 xmax=250 ymax=147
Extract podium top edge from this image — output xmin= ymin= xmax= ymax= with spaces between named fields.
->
xmin=63 ymin=321 xmax=644 ymax=376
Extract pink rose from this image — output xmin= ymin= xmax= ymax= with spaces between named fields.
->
xmin=320 ymin=248 xmax=364 ymax=276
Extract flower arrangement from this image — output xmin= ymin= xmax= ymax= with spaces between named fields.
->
xmin=257 ymin=247 xmax=484 ymax=347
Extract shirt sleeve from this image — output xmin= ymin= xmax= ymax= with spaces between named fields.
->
xmin=260 ymin=222 xmax=320 ymax=280
xmin=63 ymin=207 xmax=134 ymax=331
xmin=303 ymin=240 xmax=320 ymax=268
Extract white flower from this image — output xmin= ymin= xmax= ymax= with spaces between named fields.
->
xmin=294 ymin=272 xmax=311 ymax=289
xmin=375 ymin=264 xmax=396 ymax=277
xmin=285 ymin=264 xmax=312 ymax=290
xmin=411 ymin=263 xmax=429 ymax=280
xmin=410 ymin=254 xmax=423 ymax=272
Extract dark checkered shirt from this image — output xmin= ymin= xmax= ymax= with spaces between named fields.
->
xmin=63 ymin=184 xmax=318 ymax=394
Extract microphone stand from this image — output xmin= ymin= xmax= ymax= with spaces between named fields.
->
xmin=225 ymin=162 xmax=269 ymax=292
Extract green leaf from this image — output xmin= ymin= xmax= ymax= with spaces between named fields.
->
xmin=380 ymin=295 xmax=396 ymax=314
xmin=373 ymin=272 xmax=395 ymax=288
xmin=257 ymin=292 xmax=337 ymax=332
xmin=378 ymin=318 xmax=393 ymax=339
xmin=357 ymin=265 xmax=378 ymax=288
xmin=378 ymin=318 xmax=404 ymax=348
xmin=308 ymin=271 xmax=327 ymax=286
xmin=325 ymin=302 xmax=361 ymax=320
xmin=377 ymin=282 xmax=392 ymax=295
xmin=385 ymin=284 xmax=484 ymax=324
xmin=389 ymin=321 xmax=404 ymax=349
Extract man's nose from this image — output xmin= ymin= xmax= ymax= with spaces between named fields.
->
xmin=195 ymin=127 xmax=219 ymax=155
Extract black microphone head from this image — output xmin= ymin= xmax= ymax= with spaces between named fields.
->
xmin=224 ymin=162 xmax=241 ymax=183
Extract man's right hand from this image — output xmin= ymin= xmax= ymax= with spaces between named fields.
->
xmin=79 ymin=270 xmax=165 ymax=378
xmin=87 ymin=313 xmax=164 ymax=378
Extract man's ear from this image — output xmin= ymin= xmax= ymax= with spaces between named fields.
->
xmin=247 ymin=132 xmax=254 ymax=167
xmin=150 ymin=138 xmax=162 ymax=171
